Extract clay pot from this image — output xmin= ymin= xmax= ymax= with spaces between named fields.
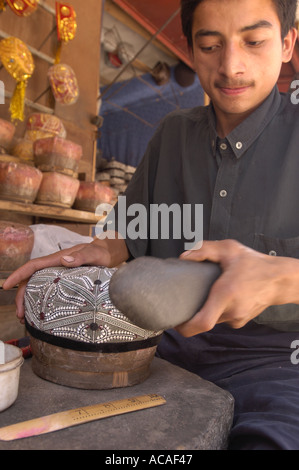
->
xmin=0 ymin=118 xmax=15 ymax=148
xmin=11 ymin=139 xmax=34 ymax=165
xmin=74 ymin=181 xmax=116 ymax=212
xmin=0 ymin=221 xmax=34 ymax=271
xmin=35 ymin=172 xmax=80 ymax=208
xmin=33 ymin=136 xmax=82 ymax=176
xmin=0 ymin=161 xmax=43 ymax=203
xmin=25 ymin=113 xmax=66 ymax=141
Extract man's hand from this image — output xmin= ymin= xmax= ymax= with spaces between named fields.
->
xmin=177 ymin=239 xmax=299 ymax=337
xmin=3 ymin=235 xmax=129 ymax=324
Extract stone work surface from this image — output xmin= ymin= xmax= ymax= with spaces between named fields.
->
xmin=0 ymin=357 xmax=234 ymax=450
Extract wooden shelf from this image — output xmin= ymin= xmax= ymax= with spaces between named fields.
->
xmin=0 ymin=200 xmax=101 ymax=224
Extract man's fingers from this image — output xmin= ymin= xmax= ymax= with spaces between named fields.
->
xmin=3 ymin=258 xmax=55 ymax=290
xmin=15 ymin=281 xmax=27 ymax=324
xmin=61 ymin=244 xmax=110 ymax=268
xmin=3 ymin=242 xmax=107 ymax=324
xmin=3 ymin=256 xmax=60 ymax=290
xmin=180 ymin=240 xmax=224 ymax=263
xmin=175 ymin=279 xmax=232 ymax=336
xmin=180 ymin=239 xmax=248 ymax=266
xmin=2 ymin=244 xmax=89 ymax=290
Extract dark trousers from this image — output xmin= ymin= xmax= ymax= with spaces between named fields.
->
xmin=156 ymin=321 xmax=299 ymax=450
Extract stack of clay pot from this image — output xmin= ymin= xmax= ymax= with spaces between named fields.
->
xmin=95 ymin=157 xmax=136 ymax=196
xmin=0 ymin=118 xmax=38 ymax=268
xmin=0 ymin=117 xmax=43 ymax=207
xmin=11 ymin=112 xmax=67 ymax=166
xmin=14 ymin=113 xmax=82 ymax=209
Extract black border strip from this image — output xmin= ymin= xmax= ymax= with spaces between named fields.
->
xmin=25 ymin=320 xmax=162 ymax=353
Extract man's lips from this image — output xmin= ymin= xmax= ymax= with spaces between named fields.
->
xmin=217 ymin=85 xmax=252 ymax=95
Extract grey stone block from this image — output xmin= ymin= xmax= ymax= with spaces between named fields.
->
xmin=109 ymin=257 xmax=221 ymax=331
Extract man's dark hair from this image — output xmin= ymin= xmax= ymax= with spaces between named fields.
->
xmin=181 ymin=0 xmax=298 ymax=48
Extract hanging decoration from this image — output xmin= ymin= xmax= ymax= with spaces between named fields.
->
xmin=174 ymin=61 xmax=196 ymax=88
xmin=102 ymin=29 xmax=136 ymax=70
xmin=0 ymin=37 xmax=35 ymax=122
xmin=117 ymin=42 xmax=135 ymax=65
xmin=6 ymin=0 xmax=39 ymax=17
xmin=48 ymin=63 xmax=79 ymax=105
xmin=102 ymin=29 xmax=118 ymax=54
xmin=150 ymin=62 xmax=171 ymax=86
xmin=0 ymin=0 xmax=6 ymax=12
xmin=55 ymin=2 xmax=77 ymax=64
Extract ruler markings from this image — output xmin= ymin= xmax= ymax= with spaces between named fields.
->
xmin=0 ymin=394 xmax=166 ymax=441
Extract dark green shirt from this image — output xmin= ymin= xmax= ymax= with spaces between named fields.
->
xmin=111 ymin=86 xmax=299 ymax=330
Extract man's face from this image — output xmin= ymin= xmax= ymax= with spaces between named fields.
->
xmin=190 ymin=0 xmax=296 ymax=130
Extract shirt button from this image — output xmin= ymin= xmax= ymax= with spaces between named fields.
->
xmin=220 ymin=143 xmax=227 ymax=150
xmin=220 ymin=190 xmax=227 ymax=198
xmin=236 ymin=142 xmax=243 ymax=150
xmin=269 ymin=250 xmax=277 ymax=256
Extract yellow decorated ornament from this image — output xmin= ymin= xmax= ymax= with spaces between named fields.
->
xmin=48 ymin=63 xmax=79 ymax=105
xmin=0 ymin=37 xmax=35 ymax=122
xmin=55 ymin=3 xmax=77 ymax=64
xmin=7 ymin=0 xmax=39 ymax=17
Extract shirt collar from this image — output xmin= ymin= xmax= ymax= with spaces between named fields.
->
xmin=208 ymin=86 xmax=282 ymax=159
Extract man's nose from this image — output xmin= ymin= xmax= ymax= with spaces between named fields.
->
xmin=218 ymin=42 xmax=246 ymax=78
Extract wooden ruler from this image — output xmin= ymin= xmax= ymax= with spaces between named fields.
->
xmin=0 ymin=394 xmax=166 ymax=441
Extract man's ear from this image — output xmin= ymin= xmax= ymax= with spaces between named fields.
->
xmin=282 ymin=27 xmax=297 ymax=63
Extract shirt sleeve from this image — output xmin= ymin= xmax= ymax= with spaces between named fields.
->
xmin=103 ymin=120 xmax=164 ymax=259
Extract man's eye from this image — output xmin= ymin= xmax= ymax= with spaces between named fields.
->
xmin=247 ymin=40 xmax=264 ymax=47
xmin=199 ymin=45 xmax=220 ymax=52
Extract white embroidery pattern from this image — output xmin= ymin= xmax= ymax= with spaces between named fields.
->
xmin=25 ymin=266 xmax=161 ymax=345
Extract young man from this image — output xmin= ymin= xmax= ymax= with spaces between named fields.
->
xmin=4 ymin=0 xmax=299 ymax=449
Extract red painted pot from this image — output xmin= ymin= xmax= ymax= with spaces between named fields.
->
xmin=36 ymin=172 xmax=80 ymax=208
xmin=0 ymin=161 xmax=43 ymax=203
xmin=0 ymin=118 xmax=15 ymax=148
xmin=0 ymin=221 xmax=34 ymax=271
xmin=74 ymin=181 xmax=116 ymax=212
xmin=33 ymin=137 xmax=82 ymax=176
